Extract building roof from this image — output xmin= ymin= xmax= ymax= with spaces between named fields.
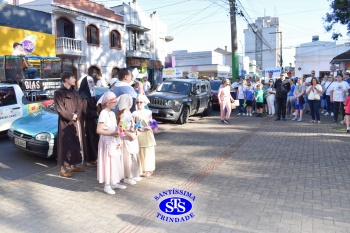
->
xmin=53 ymin=0 xmax=123 ymax=22
xmin=330 ymin=49 xmax=350 ymax=64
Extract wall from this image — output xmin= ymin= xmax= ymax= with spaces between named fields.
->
xmin=295 ymin=41 xmax=349 ymax=77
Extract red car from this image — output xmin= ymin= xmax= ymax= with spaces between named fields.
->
xmin=210 ymin=80 xmax=222 ymax=107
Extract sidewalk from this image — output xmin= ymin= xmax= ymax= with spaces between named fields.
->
xmin=1 ymin=111 xmax=350 ymax=233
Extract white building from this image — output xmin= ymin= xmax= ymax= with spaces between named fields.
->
xmin=169 ymin=50 xmax=231 ymax=79
xmin=244 ymin=16 xmax=281 ymax=72
xmin=111 ymin=1 xmax=171 ymax=84
xmin=17 ymin=0 xmax=126 ymax=85
xmin=295 ymin=36 xmax=350 ymax=78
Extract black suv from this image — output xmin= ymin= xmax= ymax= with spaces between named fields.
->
xmin=147 ymin=79 xmax=213 ymax=124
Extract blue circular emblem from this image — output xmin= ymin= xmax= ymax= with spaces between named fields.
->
xmin=159 ymin=197 xmax=192 ymax=215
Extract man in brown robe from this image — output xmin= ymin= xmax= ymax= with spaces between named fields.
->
xmin=54 ymin=71 xmax=85 ymax=177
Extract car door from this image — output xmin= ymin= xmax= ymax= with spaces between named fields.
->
xmin=198 ymin=83 xmax=209 ymax=112
xmin=0 ymin=86 xmax=23 ymax=131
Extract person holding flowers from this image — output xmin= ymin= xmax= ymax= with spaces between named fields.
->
xmin=96 ymin=92 xmax=126 ymax=195
xmin=132 ymin=94 xmax=157 ymax=177
xmin=116 ymin=94 xmax=143 ymax=185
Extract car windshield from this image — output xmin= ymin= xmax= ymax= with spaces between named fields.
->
xmin=210 ymin=82 xmax=221 ymax=91
xmin=157 ymin=81 xmax=191 ymax=94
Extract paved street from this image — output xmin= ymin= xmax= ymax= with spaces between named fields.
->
xmin=1 ymin=110 xmax=350 ymax=233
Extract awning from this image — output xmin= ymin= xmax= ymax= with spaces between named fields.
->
xmin=330 ymin=49 xmax=350 ymax=64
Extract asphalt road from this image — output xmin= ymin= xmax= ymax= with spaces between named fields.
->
xmin=0 ymin=131 xmax=57 ymax=186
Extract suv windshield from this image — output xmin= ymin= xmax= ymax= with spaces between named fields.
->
xmin=210 ymin=81 xmax=221 ymax=91
xmin=157 ymin=81 xmax=191 ymax=94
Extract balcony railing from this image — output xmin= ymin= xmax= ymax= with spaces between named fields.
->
xmin=56 ymin=37 xmax=82 ymax=57
xmin=126 ymin=43 xmax=151 ymax=59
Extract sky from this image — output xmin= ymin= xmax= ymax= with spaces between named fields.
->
xmin=100 ymin=0 xmax=349 ymax=66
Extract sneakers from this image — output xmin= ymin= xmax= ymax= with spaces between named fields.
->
xmin=317 ymin=121 xmax=321 ymax=124
xmin=292 ymin=117 xmax=298 ymax=121
xmin=104 ymin=185 xmax=116 ymax=195
xmin=242 ymin=113 xmax=246 ymax=116
xmin=331 ymin=112 xmax=334 ymax=116
xmin=237 ymin=113 xmax=241 ymax=116
xmin=341 ymin=120 xmax=345 ymax=125
xmin=111 ymin=183 xmax=126 ymax=189
xmin=347 ymin=127 xmax=350 ymax=133
xmin=298 ymin=118 xmax=303 ymax=122
xmin=224 ymin=120 xmax=230 ymax=124
xmin=133 ymin=177 xmax=142 ymax=182
xmin=246 ymin=113 xmax=249 ymax=117
xmin=324 ymin=112 xmax=329 ymax=116
xmin=249 ymin=113 xmax=252 ymax=116
xmin=321 ymin=110 xmax=326 ymax=114
xmin=124 ymin=178 xmax=136 ymax=185
xmin=220 ymin=120 xmax=225 ymax=124
xmin=309 ymin=120 xmax=315 ymax=123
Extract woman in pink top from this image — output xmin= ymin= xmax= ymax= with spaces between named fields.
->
xmin=344 ymin=89 xmax=350 ymax=132
xmin=218 ymin=79 xmax=235 ymax=124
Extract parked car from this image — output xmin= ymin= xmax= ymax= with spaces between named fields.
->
xmin=146 ymin=78 xmax=213 ymax=124
xmin=7 ymin=87 xmax=109 ymax=158
xmin=209 ymin=80 xmax=222 ymax=107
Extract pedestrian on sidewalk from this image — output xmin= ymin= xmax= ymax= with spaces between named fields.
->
xmin=237 ymin=79 xmax=247 ymax=115
xmin=79 ymin=76 xmax=99 ymax=167
xmin=254 ymin=84 xmax=264 ymax=117
xmin=265 ymin=79 xmax=276 ymax=116
xmin=218 ymin=78 xmax=234 ymax=124
xmin=286 ymin=78 xmax=296 ymax=117
xmin=274 ymin=73 xmax=291 ymax=121
xmin=323 ymin=75 xmax=334 ymax=116
xmin=117 ymin=94 xmax=143 ymax=185
xmin=293 ymin=78 xmax=306 ymax=122
xmin=54 ymin=71 xmax=85 ymax=178
xmin=306 ymin=77 xmax=322 ymax=123
xmin=132 ymin=94 xmax=156 ymax=177
xmin=96 ymin=92 xmax=126 ymax=195
xmin=344 ymin=89 xmax=350 ymax=132
xmin=330 ymin=74 xmax=350 ymax=124
xmin=244 ymin=84 xmax=254 ymax=116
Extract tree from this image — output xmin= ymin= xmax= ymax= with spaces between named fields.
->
xmin=323 ymin=0 xmax=350 ymax=40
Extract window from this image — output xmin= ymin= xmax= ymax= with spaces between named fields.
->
xmin=87 ymin=24 xmax=99 ymax=45
xmin=110 ymin=30 xmax=121 ymax=49
xmin=0 ymin=87 xmax=17 ymax=107
xmin=56 ymin=17 xmax=75 ymax=38
xmin=201 ymin=84 xmax=206 ymax=93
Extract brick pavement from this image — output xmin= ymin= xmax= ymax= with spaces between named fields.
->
xmin=0 ymin=111 xmax=350 ymax=233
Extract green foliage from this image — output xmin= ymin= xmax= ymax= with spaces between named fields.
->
xmin=323 ymin=0 xmax=350 ymax=40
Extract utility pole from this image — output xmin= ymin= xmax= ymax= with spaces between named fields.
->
xmin=230 ymin=0 xmax=238 ymax=82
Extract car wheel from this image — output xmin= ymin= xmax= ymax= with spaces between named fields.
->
xmin=202 ymin=101 xmax=213 ymax=116
xmin=177 ymin=106 xmax=189 ymax=124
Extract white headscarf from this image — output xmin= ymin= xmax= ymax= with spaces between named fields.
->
xmin=87 ymin=76 xmax=96 ymax=97
xmin=116 ymin=94 xmax=133 ymax=111
xmin=136 ymin=94 xmax=150 ymax=104
xmin=96 ymin=91 xmax=117 ymax=107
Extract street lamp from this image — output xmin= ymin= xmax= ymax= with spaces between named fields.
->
xmin=269 ymin=31 xmax=283 ymax=71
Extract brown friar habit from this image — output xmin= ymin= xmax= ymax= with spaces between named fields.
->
xmin=54 ymin=86 xmax=83 ymax=166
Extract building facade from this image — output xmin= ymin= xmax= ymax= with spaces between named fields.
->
xmin=295 ymin=37 xmax=349 ymax=78
xmin=244 ymin=16 xmax=280 ymax=72
xmin=111 ymin=1 xmax=170 ymax=85
xmin=18 ymin=0 xmax=126 ymax=85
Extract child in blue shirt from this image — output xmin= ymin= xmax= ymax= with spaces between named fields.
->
xmin=244 ymin=84 xmax=254 ymax=116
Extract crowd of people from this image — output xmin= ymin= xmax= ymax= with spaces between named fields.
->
xmin=217 ymin=70 xmax=350 ymax=132
xmin=54 ymin=69 xmax=157 ymax=195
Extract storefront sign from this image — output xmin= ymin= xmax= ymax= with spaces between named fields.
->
xmin=162 ymin=68 xmax=183 ymax=78
xmin=23 ymin=79 xmax=61 ymax=91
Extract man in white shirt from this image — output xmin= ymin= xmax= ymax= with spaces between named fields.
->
xmin=12 ymin=42 xmax=39 ymax=79
xmin=330 ymin=73 xmax=350 ymax=123
xmin=95 ymin=73 xmax=108 ymax=87
xmin=142 ymin=77 xmax=151 ymax=94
